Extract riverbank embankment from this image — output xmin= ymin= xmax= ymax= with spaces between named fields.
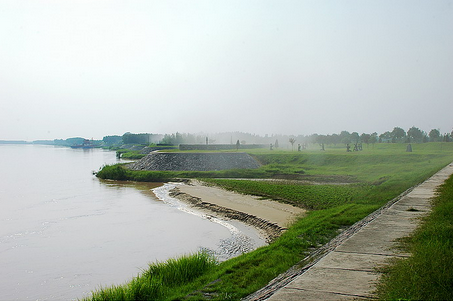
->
xmin=245 ymin=162 xmax=453 ymax=300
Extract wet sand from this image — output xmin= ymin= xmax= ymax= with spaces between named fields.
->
xmin=172 ymin=180 xmax=305 ymax=240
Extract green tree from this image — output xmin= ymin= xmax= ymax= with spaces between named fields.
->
xmin=103 ymin=135 xmax=122 ymax=146
xmin=317 ymin=135 xmax=327 ymax=146
xmin=407 ymin=127 xmax=424 ymax=143
xmin=122 ymin=133 xmax=152 ymax=145
xmin=369 ymin=132 xmax=378 ymax=145
xmin=161 ymin=132 xmax=186 ymax=145
xmin=391 ymin=127 xmax=406 ymax=142
xmin=351 ymin=132 xmax=360 ymax=143
xmin=379 ymin=131 xmax=392 ymax=143
xmin=339 ymin=131 xmax=352 ymax=144
xmin=429 ymin=129 xmax=440 ymax=142
xmin=360 ymin=133 xmax=371 ymax=145
xmin=330 ymin=134 xmax=340 ymax=145
xmin=309 ymin=134 xmax=319 ymax=144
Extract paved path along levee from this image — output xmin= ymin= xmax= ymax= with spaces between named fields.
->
xmin=246 ymin=162 xmax=453 ymax=301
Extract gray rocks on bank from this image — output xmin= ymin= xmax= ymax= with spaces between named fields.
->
xmin=128 ymin=152 xmax=261 ymax=171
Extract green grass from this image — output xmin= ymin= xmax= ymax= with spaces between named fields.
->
xmin=96 ymin=164 xmax=274 ymax=182
xmin=98 ymin=143 xmax=453 ymax=185
xmin=89 ymin=142 xmax=453 ymax=300
xmin=375 ymin=172 xmax=453 ymax=300
xmin=160 ymin=203 xmax=378 ymax=301
xmin=96 ymin=165 xmax=273 ymax=182
xmin=87 ymin=252 xmax=217 ymax=301
xmin=203 ymin=179 xmax=372 ymax=210
xmin=116 ymin=149 xmax=147 ymax=159
xmin=250 ymin=143 xmax=453 ymax=183
xmin=199 ymin=143 xmax=453 ymax=211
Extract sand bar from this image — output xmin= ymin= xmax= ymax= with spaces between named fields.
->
xmin=175 ymin=180 xmax=305 ymax=229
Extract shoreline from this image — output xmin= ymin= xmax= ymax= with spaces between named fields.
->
xmin=169 ymin=180 xmax=305 ymax=243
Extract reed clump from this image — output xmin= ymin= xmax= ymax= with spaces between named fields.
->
xmin=88 ymin=252 xmax=216 ymax=301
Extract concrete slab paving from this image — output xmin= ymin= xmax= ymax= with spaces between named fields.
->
xmin=370 ymin=211 xmax=423 ymax=225
xmin=247 ymin=163 xmax=453 ymax=301
xmin=388 ymin=202 xmax=430 ymax=212
xmin=277 ymin=267 xmax=378 ymax=299
xmin=316 ymin=251 xmax=393 ymax=272
xmin=269 ymin=288 xmax=368 ymax=301
xmin=335 ymin=222 xmax=416 ymax=255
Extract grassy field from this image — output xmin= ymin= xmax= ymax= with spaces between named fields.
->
xmin=90 ymin=142 xmax=453 ymax=300
xmin=375 ymin=172 xmax=453 ymax=300
xmin=203 ymin=179 xmax=371 ymax=210
xmin=115 ymin=149 xmax=147 ymax=159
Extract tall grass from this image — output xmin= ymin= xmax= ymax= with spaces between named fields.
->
xmin=375 ymin=173 xmax=453 ymax=300
xmin=87 ymin=252 xmax=216 ymax=301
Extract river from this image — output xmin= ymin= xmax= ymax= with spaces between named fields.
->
xmin=0 ymin=144 xmax=264 ymax=300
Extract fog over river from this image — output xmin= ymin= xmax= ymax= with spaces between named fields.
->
xmin=0 ymin=145 xmax=264 ymax=300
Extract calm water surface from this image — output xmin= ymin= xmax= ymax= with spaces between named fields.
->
xmin=0 ymin=145 xmax=264 ymax=300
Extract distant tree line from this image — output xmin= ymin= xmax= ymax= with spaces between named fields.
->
xmin=301 ymin=127 xmax=451 ymax=147
xmin=151 ymin=127 xmax=452 ymax=147
xmin=42 ymin=126 xmax=452 ymax=149
xmin=376 ymin=127 xmax=449 ymax=143
xmin=103 ymin=133 xmax=163 ymax=146
xmin=96 ymin=127 xmax=452 ymax=148
xmin=53 ymin=137 xmax=91 ymax=147
xmin=160 ymin=132 xmax=208 ymax=145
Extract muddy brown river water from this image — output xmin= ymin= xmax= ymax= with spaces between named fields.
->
xmin=0 ymin=145 xmax=264 ymax=300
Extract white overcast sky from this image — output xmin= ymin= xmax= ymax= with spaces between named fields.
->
xmin=1 ymin=0 xmax=452 ymax=140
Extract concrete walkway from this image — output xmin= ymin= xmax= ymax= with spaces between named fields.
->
xmin=246 ymin=163 xmax=453 ymax=300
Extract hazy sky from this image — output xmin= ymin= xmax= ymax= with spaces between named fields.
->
xmin=1 ymin=1 xmax=452 ymax=140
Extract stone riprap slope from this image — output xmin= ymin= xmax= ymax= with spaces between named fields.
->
xmin=128 ymin=152 xmax=261 ymax=171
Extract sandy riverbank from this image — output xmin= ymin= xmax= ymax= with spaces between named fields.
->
xmin=170 ymin=180 xmax=305 ymax=242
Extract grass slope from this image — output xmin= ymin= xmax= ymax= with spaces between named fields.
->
xmin=89 ymin=252 xmax=216 ymax=300
xmin=375 ymin=172 xmax=453 ymax=300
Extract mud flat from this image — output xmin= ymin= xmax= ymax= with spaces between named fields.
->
xmin=170 ymin=180 xmax=305 ymax=242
